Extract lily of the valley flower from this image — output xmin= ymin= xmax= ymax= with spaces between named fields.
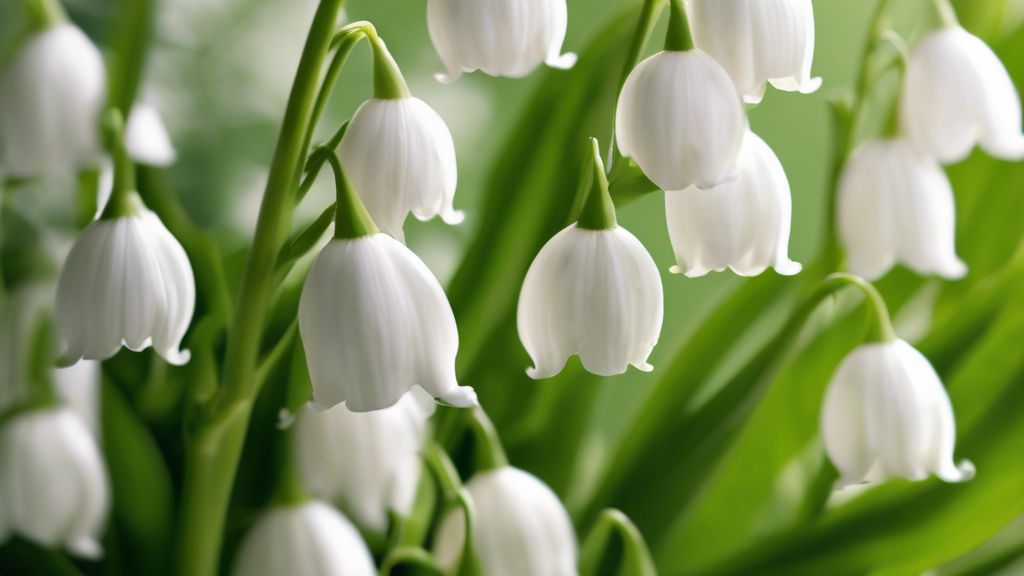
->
xmin=687 ymin=0 xmax=821 ymax=103
xmin=338 ymin=32 xmax=462 ymax=243
xmin=230 ymin=501 xmax=376 ymax=576
xmin=125 ymin=103 xmax=178 ymax=167
xmin=837 ymin=138 xmax=967 ymax=281
xmin=0 ymin=407 xmax=110 ymax=558
xmin=0 ymin=23 xmax=106 ymax=177
xmin=901 ymin=24 xmax=1024 ymax=164
xmin=518 ymin=140 xmax=663 ymax=379
xmin=666 ymin=129 xmax=801 ymax=277
xmin=298 ymin=153 xmax=477 ymax=412
xmin=433 ymin=467 xmax=578 ymax=576
xmin=615 ymin=0 xmax=745 ymax=191
xmin=427 ymin=0 xmax=577 ymax=83
xmin=292 ymin=390 xmax=433 ymax=533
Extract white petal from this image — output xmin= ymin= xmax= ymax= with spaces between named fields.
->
xmin=821 ymin=346 xmax=877 ymax=487
xmin=125 ymin=104 xmax=178 ymax=167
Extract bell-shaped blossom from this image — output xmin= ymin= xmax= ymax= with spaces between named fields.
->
xmin=291 ymin=390 xmax=433 ymax=533
xmin=615 ymin=50 xmax=746 ymax=191
xmin=56 ymin=193 xmax=196 ymax=366
xmin=687 ymin=0 xmax=821 ymax=103
xmin=821 ymin=339 xmax=975 ymax=487
xmin=666 ymin=130 xmax=801 ymax=277
xmin=230 ymin=501 xmax=376 ymax=576
xmin=837 ymin=139 xmax=967 ymax=281
xmin=427 ymin=0 xmax=577 ymax=83
xmin=338 ymin=97 xmax=462 ymax=243
xmin=125 ymin=104 xmax=178 ymax=167
xmin=0 ymin=407 xmax=110 ymax=558
xmin=0 ymin=24 xmax=106 ymax=177
xmin=433 ymin=467 xmax=577 ymax=576
xmin=901 ymin=26 xmax=1024 ymax=164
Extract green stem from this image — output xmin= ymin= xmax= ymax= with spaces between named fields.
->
xmin=174 ymin=1 xmax=347 ymax=575
xmin=933 ymin=0 xmax=960 ymax=27
xmin=273 ymin=426 xmax=309 ymax=506
xmin=879 ymin=30 xmax=910 ymax=138
xmin=468 ymin=408 xmax=509 ymax=472
xmin=821 ymin=273 xmax=896 ymax=343
xmin=664 ymin=0 xmax=695 ymax=51
xmin=100 ymin=109 xmax=142 ymax=220
xmin=108 ymin=0 xmax=152 ymax=114
xmin=324 ymin=150 xmax=379 ymax=239
xmin=369 ymin=34 xmax=411 ymax=99
xmin=24 ymin=0 xmax=66 ymax=30
xmin=576 ymin=138 xmax=617 ymax=231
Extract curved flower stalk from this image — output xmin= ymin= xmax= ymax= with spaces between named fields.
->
xmin=518 ymin=140 xmax=663 ymax=379
xmin=687 ymin=0 xmax=821 ymax=104
xmin=291 ymin=390 xmax=433 ymax=533
xmin=836 ymin=138 xmax=967 ymax=281
xmin=338 ymin=32 xmax=462 ymax=243
xmin=615 ymin=0 xmax=745 ymax=191
xmin=427 ymin=0 xmax=577 ymax=83
xmin=666 ymin=130 xmax=801 ymax=278
xmin=0 ymin=23 xmax=107 ymax=177
xmin=230 ymin=501 xmax=376 ymax=576
xmin=433 ymin=467 xmax=578 ymax=576
xmin=901 ymin=24 xmax=1024 ymax=163
xmin=298 ymin=153 xmax=477 ymax=412
xmin=0 ymin=407 xmax=110 ymax=559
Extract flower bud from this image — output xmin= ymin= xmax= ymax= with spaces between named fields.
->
xmin=433 ymin=467 xmax=577 ymax=576
xmin=0 ymin=24 xmax=107 ymax=177
xmin=837 ymin=138 xmax=967 ymax=281
xmin=821 ymin=339 xmax=975 ymax=487
xmin=427 ymin=0 xmax=577 ymax=83
xmin=0 ymin=407 xmax=110 ymax=558
xmin=666 ymin=129 xmax=801 ymax=277
xmin=901 ymin=25 xmax=1024 ymax=164
xmin=230 ymin=501 xmax=376 ymax=576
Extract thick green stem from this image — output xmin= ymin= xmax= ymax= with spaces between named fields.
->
xmin=664 ymin=0 xmax=695 ymax=51
xmin=576 ymin=138 xmax=617 ymax=231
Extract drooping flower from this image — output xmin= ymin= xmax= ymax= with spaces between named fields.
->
xmin=298 ymin=153 xmax=477 ymax=412
xmin=230 ymin=501 xmax=376 ymax=576
xmin=0 ymin=407 xmax=110 ymax=558
xmin=0 ymin=23 xmax=107 ymax=176
xmin=291 ymin=390 xmax=433 ymax=532
xmin=433 ymin=467 xmax=578 ymax=576
xmin=821 ymin=339 xmax=975 ymax=487
xmin=687 ymin=0 xmax=821 ymax=103
xmin=55 ymin=192 xmax=196 ymax=366
xmin=427 ymin=0 xmax=577 ymax=83
xmin=615 ymin=0 xmax=745 ymax=191
xmin=836 ymin=138 xmax=967 ymax=281
xmin=666 ymin=129 xmax=801 ymax=277
xmin=901 ymin=25 xmax=1024 ymax=164
xmin=337 ymin=33 xmax=462 ymax=243
xmin=125 ymin=103 xmax=178 ymax=167
xmin=518 ymin=139 xmax=663 ymax=379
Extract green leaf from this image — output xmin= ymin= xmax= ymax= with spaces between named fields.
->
xmin=580 ymin=509 xmax=658 ymax=576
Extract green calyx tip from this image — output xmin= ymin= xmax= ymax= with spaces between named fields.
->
xmin=99 ymin=108 xmax=142 ymax=220
xmin=26 ymin=0 xmax=67 ymax=31
xmin=576 ymin=138 xmax=618 ymax=231
xmin=664 ymin=0 xmax=695 ymax=52
xmin=369 ymin=33 xmax=411 ymax=100
xmin=325 ymin=151 xmax=379 ymax=239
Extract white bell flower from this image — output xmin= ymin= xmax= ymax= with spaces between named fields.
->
xmin=433 ymin=467 xmax=578 ymax=576
xmin=821 ymin=339 xmax=975 ymax=487
xmin=56 ymin=193 xmax=196 ymax=366
xmin=0 ymin=24 xmax=106 ymax=177
xmin=517 ymin=140 xmax=663 ymax=379
xmin=687 ymin=0 xmax=821 ymax=103
xmin=666 ymin=130 xmax=801 ymax=278
xmin=125 ymin=104 xmax=178 ymax=167
xmin=291 ymin=390 xmax=434 ymax=533
xmin=0 ymin=407 xmax=110 ymax=558
xmin=230 ymin=501 xmax=376 ymax=576
xmin=901 ymin=25 xmax=1024 ymax=164
xmin=837 ymin=138 xmax=967 ymax=281
xmin=427 ymin=0 xmax=577 ymax=83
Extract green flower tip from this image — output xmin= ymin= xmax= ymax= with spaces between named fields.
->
xmin=664 ymin=0 xmax=695 ymax=52
xmin=26 ymin=0 xmax=68 ymax=31
xmin=369 ymin=34 xmax=411 ymax=100
xmin=576 ymin=138 xmax=617 ymax=231
xmin=326 ymin=152 xmax=379 ymax=239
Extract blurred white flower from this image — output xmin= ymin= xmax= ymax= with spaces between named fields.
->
xmin=666 ymin=130 xmax=801 ymax=278
xmin=298 ymin=233 xmax=477 ymax=412
xmin=0 ymin=24 xmax=106 ymax=177
xmin=56 ymin=194 xmax=196 ymax=366
xmin=125 ymin=104 xmax=178 ymax=167
xmin=51 ymin=361 xmax=102 ymax=438
xmin=901 ymin=26 xmax=1024 ymax=163
xmin=292 ymin=390 xmax=434 ymax=533
xmin=433 ymin=467 xmax=578 ymax=576
xmin=230 ymin=501 xmax=376 ymax=576
xmin=687 ymin=0 xmax=821 ymax=103
xmin=338 ymin=97 xmax=462 ymax=243
xmin=821 ymin=339 xmax=975 ymax=487
xmin=427 ymin=0 xmax=577 ymax=83
xmin=615 ymin=50 xmax=745 ymax=191
xmin=837 ymin=139 xmax=967 ymax=281
xmin=0 ymin=407 xmax=110 ymax=558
